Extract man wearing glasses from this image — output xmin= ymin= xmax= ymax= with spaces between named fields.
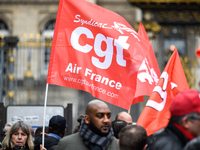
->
xmin=149 ymin=89 xmax=200 ymax=150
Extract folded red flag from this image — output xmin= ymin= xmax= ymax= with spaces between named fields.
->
xmin=132 ymin=23 xmax=161 ymax=105
xmin=137 ymin=49 xmax=189 ymax=136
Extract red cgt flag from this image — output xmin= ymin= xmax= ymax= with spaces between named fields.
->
xmin=137 ymin=49 xmax=189 ymax=136
xmin=132 ymin=23 xmax=161 ymax=104
xmin=47 ymin=0 xmax=150 ymax=109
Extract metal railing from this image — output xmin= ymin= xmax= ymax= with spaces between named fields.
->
xmin=0 ymin=34 xmax=79 ymax=106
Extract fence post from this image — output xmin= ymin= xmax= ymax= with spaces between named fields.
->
xmin=0 ymin=36 xmax=4 ymax=102
xmin=64 ymin=103 xmax=72 ymax=135
xmin=4 ymin=37 xmax=19 ymax=104
xmin=0 ymin=102 xmax=6 ymax=142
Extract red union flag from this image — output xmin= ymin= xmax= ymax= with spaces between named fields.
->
xmin=137 ymin=49 xmax=189 ymax=136
xmin=47 ymin=0 xmax=150 ymax=109
xmin=132 ymin=23 xmax=161 ymax=104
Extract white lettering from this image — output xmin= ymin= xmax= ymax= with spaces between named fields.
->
xmin=71 ymin=27 xmax=129 ymax=69
xmin=146 ymin=72 xmax=168 ymax=111
xmin=71 ymin=27 xmax=93 ymax=53
xmin=109 ymin=80 xmax=115 ymax=88
xmin=114 ymin=36 xmax=129 ymax=67
xmin=74 ymin=14 xmax=81 ymax=23
xmin=85 ymin=68 xmax=92 ymax=76
xmin=92 ymin=34 xmax=113 ymax=69
xmin=65 ymin=63 xmax=73 ymax=72
xmin=65 ymin=63 xmax=82 ymax=74
xmin=84 ymin=68 xmax=122 ymax=90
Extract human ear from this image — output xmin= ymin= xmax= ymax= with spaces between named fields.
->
xmin=84 ymin=115 xmax=90 ymax=124
xmin=182 ymin=117 xmax=192 ymax=129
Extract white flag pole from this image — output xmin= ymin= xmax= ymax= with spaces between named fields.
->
xmin=128 ymin=107 xmax=131 ymax=114
xmin=42 ymin=83 xmax=49 ymax=148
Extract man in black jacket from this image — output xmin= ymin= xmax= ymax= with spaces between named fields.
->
xmin=149 ymin=89 xmax=200 ymax=150
xmin=34 ymin=115 xmax=67 ymax=150
xmin=184 ymin=135 xmax=200 ymax=150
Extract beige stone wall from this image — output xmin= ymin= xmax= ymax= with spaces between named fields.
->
xmin=0 ymin=0 xmax=139 ymax=37
xmin=0 ymin=3 xmax=58 ymax=38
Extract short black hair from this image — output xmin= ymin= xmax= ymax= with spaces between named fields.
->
xmin=111 ymin=120 xmax=127 ymax=139
xmin=34 ymin=126 xmax=48 ymax=137
xmin=119 ymin=125 xmax=147 ymax=150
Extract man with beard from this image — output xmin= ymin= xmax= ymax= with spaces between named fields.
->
xmin=55 ymin=99 xmax=119 ymax=150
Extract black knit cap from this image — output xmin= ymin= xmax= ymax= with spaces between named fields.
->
xmin=49 ymin=115 xmax=67 ymax=131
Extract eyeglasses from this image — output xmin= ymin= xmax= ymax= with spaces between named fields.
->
xmin=189 ymin=116 xmax=200 ymax=121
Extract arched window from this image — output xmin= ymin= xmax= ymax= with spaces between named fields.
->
xmin=41 ymin=19 xmax=56 ymax=74
xmin=42 ymin=19 xmax=56 ymax=38
xmin=0 ymin=19 xmax=9 ymax=36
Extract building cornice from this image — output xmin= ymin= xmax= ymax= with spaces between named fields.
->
xmin=128 ymin=0 xmax=200 ymax=10
xmin=128 ymin=0 xmax=200 ymax=3
xmin=0 ymin=0 xmax=59 ymax=4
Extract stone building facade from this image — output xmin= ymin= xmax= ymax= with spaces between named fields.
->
xmin=0 ymin=0 xmax=200 ymax=128
xmin=0 ymin=0 xmax=141 ymax=128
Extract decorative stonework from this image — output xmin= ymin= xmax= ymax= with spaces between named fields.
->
xmin=156 ymin=11 xmax=200 ymax=24
xmin=97 ymin=0 xmax=137 ymax=27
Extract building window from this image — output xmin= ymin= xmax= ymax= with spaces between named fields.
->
xmin=41 ymin=19 xmax=55 ymax=75
xmin=0 ymin=19 xmax=9 ymax=36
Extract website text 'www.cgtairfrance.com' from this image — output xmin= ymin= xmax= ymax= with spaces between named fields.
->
xmin=63 ymin=76 xmax=119 ymax=99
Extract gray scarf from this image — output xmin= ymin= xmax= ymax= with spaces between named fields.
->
xmin=79 ymin=119 xmax=114 ymax=150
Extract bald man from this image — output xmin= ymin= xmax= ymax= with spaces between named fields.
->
xmin=55 ymin=100 xmax=119 ymax=150
xmin=111 ymin=111 xmax=133 ymax=139
xmin=116 ymin=111 xmax=133 ymax=125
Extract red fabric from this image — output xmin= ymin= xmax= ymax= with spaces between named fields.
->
xmin=47 ymin=0 xmax=150 ymax=109
xmin=196 ymin=45 xmax=200 ymax=58
xmin=172 ymin=122 xmax=195 ymax=141
xmin=132 ymin=23 xmax=161 ymax=105
xmin=137 ymin=49 xmax=189 ymax=136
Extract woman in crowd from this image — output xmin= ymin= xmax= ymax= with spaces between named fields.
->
xmin=1 ymin=121 xmax=34 ymax=150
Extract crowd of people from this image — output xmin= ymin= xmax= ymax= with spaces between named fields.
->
xmin=0 ymin=89 xmax=200 ymax=150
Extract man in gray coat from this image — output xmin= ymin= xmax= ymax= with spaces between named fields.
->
xmin=55 ymin=99 xmax=119 ymax=150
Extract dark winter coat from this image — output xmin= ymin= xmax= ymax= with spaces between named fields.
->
xmin=149 ymin=122 xmax=190 ymax=150
xmin=184 ymin=136 xmax=200 ymax=150
xmin=34 ymin=134 xmax=59 ymax=150
xmin=2 ymin=145 xmax=30 ymax=150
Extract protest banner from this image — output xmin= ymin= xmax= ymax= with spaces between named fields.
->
xmin=47 ymin=0 xmax=151 ymax=109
